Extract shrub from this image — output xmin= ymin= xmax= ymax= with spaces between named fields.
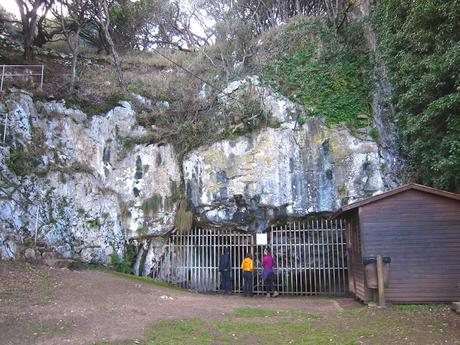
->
xmin=111 ymin=252 xmax=132 ymax=274
xmin=260 ymin=18 xmax=372 ymax=128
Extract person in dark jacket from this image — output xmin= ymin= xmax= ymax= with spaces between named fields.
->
xmin=219 ymin=248 xmax=231 ymax=294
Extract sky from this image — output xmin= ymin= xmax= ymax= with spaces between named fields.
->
xmin=1 ymin=0 xmax=211 ymax=45
xmin=2 ymin=0 xmax=19 ymax=18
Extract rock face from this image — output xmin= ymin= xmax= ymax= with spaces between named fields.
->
xmin=0 ymin=74 xmax=399 ymax=264
xmin=0 ymin=90 xmax=181 ymax=263
xmin=184 ymin=76 xmax=387 ymax=232
xmin=184 ymin=120 xmax=385 ymax=232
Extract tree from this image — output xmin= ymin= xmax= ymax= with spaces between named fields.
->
xmin=14 ymin=0 xmax=54 ymax=60
xmin=95 ymin=0 xmax=126 ymax=90
xmin=375 ymin=0 xmax=460 ymax=192
xmin=54 ymin=0 xmax=92 ymax=89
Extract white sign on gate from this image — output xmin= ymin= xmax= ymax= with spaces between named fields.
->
xmin=256 ymin=233 xmax=267 ymax=246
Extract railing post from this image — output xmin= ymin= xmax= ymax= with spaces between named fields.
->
xmin=2 ymin=112 xmax=7 ymax=143
xmin=34 ymin=205 xmax=40 ymax=246
xmin=40 ymin=65 xmax=44 ymax=89
xmin=0 ymin=65 xmax=5 ymax=91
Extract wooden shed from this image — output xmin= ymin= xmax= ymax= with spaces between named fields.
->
xmin=335 ymin=183 xmax=460 ymax=303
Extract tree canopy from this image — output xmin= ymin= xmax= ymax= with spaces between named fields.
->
xmin=374 ymin=0 xmax=460 ymax=192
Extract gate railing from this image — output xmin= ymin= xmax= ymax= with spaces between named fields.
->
xmin=0 ymin=65 xmax=44 ymax=91
xmin=162 ymin=219 xmax=347 ymax=295
xmin=271 ymin=219 xmax=347 ymax=295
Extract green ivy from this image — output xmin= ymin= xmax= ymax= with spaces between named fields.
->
xmin=86 ymin=218 xmax=100 ymax=228
xmin=374 ymin=0 xmax=460 ymax=192
xmin=262 ymin=22 xmax=372 ymax=128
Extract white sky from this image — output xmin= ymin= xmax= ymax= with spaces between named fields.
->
xmin=2 ymin=0 xmax=19 ymax=18
xmin=2 ymin=0 xmax=211 ymax=44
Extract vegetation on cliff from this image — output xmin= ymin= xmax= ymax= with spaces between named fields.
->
xmin=374 ymin=0 xmax=460 ymax=192
xmin=1 ymin=0 xmax=459 ymax=193
xmin=259 ymin=18 xmax=372 ymax=128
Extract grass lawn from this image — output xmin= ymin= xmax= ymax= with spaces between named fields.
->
xmin=92 ymin=305 xmax=458 ymax=345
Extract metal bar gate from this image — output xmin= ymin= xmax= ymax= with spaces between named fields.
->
xmin=164 ymin=219 xmax=347 ymax=295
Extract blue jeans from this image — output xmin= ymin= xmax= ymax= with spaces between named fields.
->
xmin=221 ymin=271 xmax=231 ymax=292
xmin=243 ymin=271 xmax=253 ymax=296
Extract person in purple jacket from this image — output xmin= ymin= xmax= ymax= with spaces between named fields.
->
xmin=262 ymin=247 xmax=279 ymax=297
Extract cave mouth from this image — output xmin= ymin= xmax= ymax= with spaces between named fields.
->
xmin=153 ymin=218 xmax=348 ymax=295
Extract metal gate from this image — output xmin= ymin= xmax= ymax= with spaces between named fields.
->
xmin=164 ymin=219 xmax=347 ymax=295
xmin=271 ymin=220 xmax=347 ymax=295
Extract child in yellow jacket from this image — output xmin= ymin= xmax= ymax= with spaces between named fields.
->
xmin=241 ymin=253 xmax=254 ymax=296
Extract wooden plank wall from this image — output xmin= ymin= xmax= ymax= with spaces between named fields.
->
xmin=360 ymin=190 xmax=460 ymax=302
xmin=346 ymin=211 xmax=372 ymax=302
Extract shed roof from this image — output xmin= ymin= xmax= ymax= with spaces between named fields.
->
xmin=333 ymin=183 xmax=460 ymax=218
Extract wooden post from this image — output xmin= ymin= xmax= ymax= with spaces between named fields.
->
xmin=376 ymin=255 xmax=385 ymax=307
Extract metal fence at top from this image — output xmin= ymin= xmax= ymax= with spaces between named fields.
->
xmin=0 ymin=64 xmax=44 ymax=91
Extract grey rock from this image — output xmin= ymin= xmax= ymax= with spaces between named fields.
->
xmin=44 ymin=258 xmax=74 ymax=268
xmin=24 ymin=248 xmax=36 ymax=261
xmin=184 ymin=117 xmax=386 ymax=232
xmin=451 ymin=302 xmax=460 ymax=315
xmin=0 ymin=90 xmax=181 ymax=264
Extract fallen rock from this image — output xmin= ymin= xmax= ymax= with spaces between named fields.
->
xmin=44 ymin=258 xmax=75 ymax=269
xmin=452 ymin=301 xmax=460 ymax=315
xmin=24 ymin=248 xmax=36 ymax=262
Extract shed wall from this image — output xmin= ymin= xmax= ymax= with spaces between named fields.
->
xmin=346 ymin=211 xmax=372 ymax=302
xmin=360 ymin=190 xmax=460 ymax=302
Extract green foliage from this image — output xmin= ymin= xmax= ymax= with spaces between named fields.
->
xmin=169 ymin=181 xmax=181 ymax=204
xmin=226 ymin=307 xmax=279 ymax=318
xmin=58 ymin=172 xmax=67 ymax=184
xmin=392 ymin=304 xmax=440 ymax=312
xmin=68 ymin=262 xmax=107 ymax=271
xmin=136 ymin=226 xmax=148 ymax=236
xmin=141 ymin=194 xmax=162 ymax=216
xmin=369 ymin=127 xmax=380 ymax=141
xmin=226 ymin=92 xmax=271 ymax=135
xmin=6 ymin=146 xmax=41 ymax=176
xmin=127 ymin=84 xmax=147 ymax=96
xmin=374 ymin=0 xmax=460 ymax=192
xmin=110 ymin=253 xmax=132 ymax=274
xmin=261 ymin=19 xmax=372 ymax=128
xmin=63 ymin=92 xmax=125 ymax=115
xmin=297 ymin=115 xmax=306 ymax=126
xmin=144 ymin=319 xmax=212 ymax=345
xmin=174 ymin=209 xmax=193 ymax=233
xmin=173 ymin=201 xmax=193 ymax=233
xmin=86 ymin=218 xmax=100 ymax=228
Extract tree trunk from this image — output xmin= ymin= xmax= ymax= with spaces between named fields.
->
xmin=23 ymin=29 xmax=34 ymax=61
xmin=22 ymin=16 xmax=38 ymax=61
xmin=16 ymin=0 xmax=44 ymax=61
xmin=69 ymin=29 xmax=80 ymax=90
xmin=98 ymin=0 xmax=126 ymax=91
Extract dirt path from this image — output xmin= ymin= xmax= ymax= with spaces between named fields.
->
xmin=0 ymin=262 xmax=354 ymax=345
xmin=0 ymin=261 xmax=460 ymax=345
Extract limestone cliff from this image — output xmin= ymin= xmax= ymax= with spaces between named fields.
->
xmin=0 ymin=75 xmax=399 ymax=267
xmin=0 ymin=89 xmax=180 ymax=263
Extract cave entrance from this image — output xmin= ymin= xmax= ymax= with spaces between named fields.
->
xmin=163 ymin=219 xmax=347 ymax=295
